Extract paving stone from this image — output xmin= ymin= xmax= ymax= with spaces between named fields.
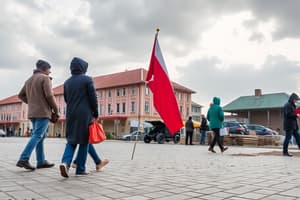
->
xmin=0 ymin=138 xmax=300 ymax=200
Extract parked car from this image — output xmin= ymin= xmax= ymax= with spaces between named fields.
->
xmin=143 ymin=120 xmax=180 ymax=144
xmin=246 ymin=124 xmax=278 ymax=135
xmin=120 ymin=131 xmax=146 ymax=141
xmin=0 ymin=129 xmax=6 ymax=137
xmin=223 ymin=121 xmax=249 ymax=135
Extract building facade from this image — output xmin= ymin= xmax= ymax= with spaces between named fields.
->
xmin=0 ymin=68 xmax=195 ymax=137
xmin=223 ymin=89 xmax=288 ymax=134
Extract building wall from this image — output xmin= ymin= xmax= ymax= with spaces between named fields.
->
xmin=0 ymin=83 xmax=192 ymax=137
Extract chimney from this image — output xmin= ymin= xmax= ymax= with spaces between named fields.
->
xmin=255 ymin=89 xmax=262 ymax=96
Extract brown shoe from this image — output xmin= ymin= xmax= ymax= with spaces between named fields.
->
xmin=16 ymin=160 xmax=35 ymax=171
xmin=71 ymin=163 xmax=77 ymax=168
xmin=208 ymin=147 xmax=216 ymax=153
xmin=59 ymin=163 xmax=69 ymax=178
xmin=96 ymin=159 xmax=109 ymax=171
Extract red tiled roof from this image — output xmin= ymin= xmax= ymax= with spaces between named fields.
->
xmin=0 ymin=95 xmax=21 ymax=105
xmin=3 ymin=68 xmax=195 ymax=102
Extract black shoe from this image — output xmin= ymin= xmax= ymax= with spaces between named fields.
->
xmin=76 ymin=171 xmax=90 ymax=176
xmin=208 ymin=147 xmax=216 ymax=153
xmin=16 ymin=160 xmax=35 ymax=171
xmin=37 ymin=161 xmax=55 ymax=169
xmin=283 ymin=153 xmax=293 ymax=157
xmin=222 ymin=147 xmax=228 ymax=153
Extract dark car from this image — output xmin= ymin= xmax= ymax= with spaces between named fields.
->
xmin=120 ymin=131 xmax=146 ymax=141
xmin=143 ymin=121 xmax=180 ymax=144
xmin=246 ymin=124 xmax=278 ymax=135
xmin=223 ymin=121 xmax=249 ymax=135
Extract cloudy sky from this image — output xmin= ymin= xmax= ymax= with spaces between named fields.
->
xmin=1 ymin=0 xmax=300 ymax=113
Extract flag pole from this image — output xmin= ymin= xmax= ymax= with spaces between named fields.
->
xmin=131 ymin=28 xmax=160 ymax=160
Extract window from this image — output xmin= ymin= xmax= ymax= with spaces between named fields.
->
xmin=99 ymin=104 xmax=103 ymax=115
xmin=131 ymin=102 xmax=135 ymax=112
xmin=108 ymin=104 xmax=111 ymax=114
xmin=131 ymin=87 xmax=136 ymax=96
xmin=145 ymin=85 xmax=150 ymax=95
xmin=116 ymin=103 xmax=120 ymax=113
xmin=178 ymin=93 xmax=182 ymax=101
xmin=116 ymin=89 xmax=121 ymax=97
xmin=145 ymin=101 xmax=150 ymax=113
xmin=98 ymin=90 xmax=103 ymax=99
xmin=180 ymin=106 xmax=183 ymax=114
xmin=108 ymin=89 xmax=112 ymax=98
xmin=122 ymin=102 xmax=126 ymax=113
xmin=122 ymin=88 xmax=126 ymax=96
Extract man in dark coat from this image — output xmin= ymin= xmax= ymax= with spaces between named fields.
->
xmin=59 ymin=57 xmax=98 ymax=177
xmin=185 ymin=116 xmax=194 ymax=145
xmin=283 ymin=93 xmax=300 ymax=156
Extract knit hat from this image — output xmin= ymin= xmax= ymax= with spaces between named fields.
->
xmin=36 ymin=59 xmax=51 ymax=71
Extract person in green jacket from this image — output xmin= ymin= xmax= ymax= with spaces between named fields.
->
xmin=207 ymin=97 xmax=228 ymax=153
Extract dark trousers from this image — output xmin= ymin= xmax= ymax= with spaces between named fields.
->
xmin=185 ymin=131 xmax=193 ymax=145
xmin=210 ymin=128 xmax=224 ymax=151
xmin=283 ymin=129 xmax=300 ymax=154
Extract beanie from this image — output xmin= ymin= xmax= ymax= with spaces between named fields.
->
xmin=36 ymin=59 xmax=51 ymax=71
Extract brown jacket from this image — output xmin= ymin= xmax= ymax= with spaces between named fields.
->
xmin=18 ymin=69 xmax=58 ymax=119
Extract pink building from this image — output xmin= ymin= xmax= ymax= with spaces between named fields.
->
xmin=0 ymin=68 xmax=194 ymax=137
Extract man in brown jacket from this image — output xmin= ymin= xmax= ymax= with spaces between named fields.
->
xmin=16 ymin=59 xmax=59 ymax=170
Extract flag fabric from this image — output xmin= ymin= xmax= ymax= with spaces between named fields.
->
xmin=146 ymin=32 xmax=183 ymax=134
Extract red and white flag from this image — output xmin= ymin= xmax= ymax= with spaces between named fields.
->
xmin=146 ymin=32 xmax=183 ymax=134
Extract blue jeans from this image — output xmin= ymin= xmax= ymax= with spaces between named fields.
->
xmin=74 ymin=144 xmax=101 ymax=165
xmin=200 ymin=130 xmax=206 ymax=145
xmin=283 ymin=129 xmax=300 ymax=154
xmin=19 ymin=118 xmax=49 ymax=166
xmin=61 ymin=143 xmax=88 ymax=174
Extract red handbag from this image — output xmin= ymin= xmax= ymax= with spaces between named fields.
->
xmin=89 ymin=119 xmax=106 ymax=144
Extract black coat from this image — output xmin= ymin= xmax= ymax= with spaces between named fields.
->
xmin=283 ymin=93 xmax=299 ymax=131
xmin=64 ymin=57 xmax=98 ymax=144
xmin=200 ymin=117 xmax=209 ymax=131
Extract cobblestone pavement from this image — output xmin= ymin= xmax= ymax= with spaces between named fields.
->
xmin=0 ymin=137 xmax=300 ymax=200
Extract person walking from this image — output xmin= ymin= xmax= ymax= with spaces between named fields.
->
xmin=283 ymin=93 xmax=300 ymax=156
xmin=207 ymin=97 xmax=228 ymax=153
xmin=71 ymin=144 xmax=109 ymax=171
xmin=59 ymin=57 xmax=99 ymax=178
xmin=16 ymin=59 xmax=59 ymax=171
xmin=185 ymin=116 xmax=194 ymax=145
xmin=200 ymin=114 xmax=209 ymax=145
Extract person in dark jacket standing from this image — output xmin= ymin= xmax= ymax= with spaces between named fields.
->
xmin=59 ymin=57 xmax=99 ymax=178
xmin=16 ymin=59 xmax=59 ymax=170
xmin=207 ymin=97 xmax=228 ymax=153
xmin=185 ymin=116 xmax=194 ymax=145
xmin=200 ymin=114 xmax=209 ymax=145
xmin=283 ymin=93 xmax=300 ymax=156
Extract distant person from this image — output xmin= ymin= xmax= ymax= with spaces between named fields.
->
xmin=59 ymin=57 xmax=102 ymax=178
xmin=16 ymin=59 xmax=59 ymax=171
xmin=185 ymin=116 xmax=195 ymax=145
xmin=207 ymin=97 xmax=228 ymax=153
xmin=283 ymin=93 xmax=300 ymax=156
xmin=200 ymin=114 xmax=209 ymax=145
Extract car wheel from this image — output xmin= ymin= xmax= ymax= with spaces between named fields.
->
xmin=126 ymin=137 xmax=130 ymax=141
xmin=144 ymin=135 xmax=151 ymax=143
xmin=156 ymin=133 xmax=165 ymax=144
xmin=173 ymin=134 xmax=180 ymax=144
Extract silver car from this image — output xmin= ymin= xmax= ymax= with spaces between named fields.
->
xmin=0 ymin=129 xmax=6 ymax=137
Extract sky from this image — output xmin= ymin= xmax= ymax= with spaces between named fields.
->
xmin=1 ymin=0 xmax=300 ymax=114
